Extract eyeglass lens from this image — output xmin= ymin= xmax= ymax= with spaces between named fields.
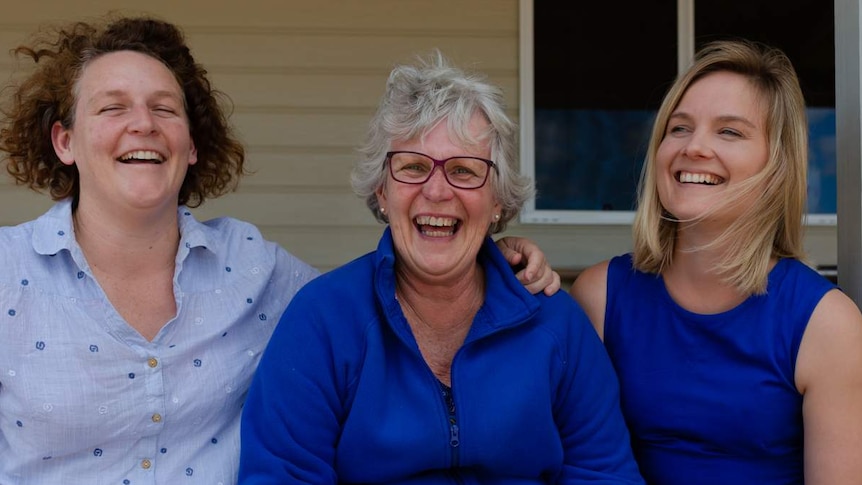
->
xmin=389 ymin=152 xmax=490 ymax=189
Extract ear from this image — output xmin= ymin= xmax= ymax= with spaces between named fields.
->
xmin=51 ymin=121 xmax=76 ymax=166
xmin=375 ymin=182 xmax=387 ymax=210
xmin=187 ymin=138 xmax=198 ymax=166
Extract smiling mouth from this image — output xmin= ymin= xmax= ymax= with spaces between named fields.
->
xmin=414 ymin=215 xmax=460 ymax=237
xmin=675 ymin=171 xmax=724 ymax=185
xmin=118 ymin=150 xmax=165 ymax=164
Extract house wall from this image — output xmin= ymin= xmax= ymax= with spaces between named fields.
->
xmin=0 ymin=0 xmax=837 ymax=276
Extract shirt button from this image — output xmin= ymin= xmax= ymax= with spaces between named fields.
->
xmin=148 ymin=358 xmax=158 ymax=368
xmin=152 ymin=413 xmax=162 ymax=423
xmin=141 ymin=459 xmax=152 ymax=469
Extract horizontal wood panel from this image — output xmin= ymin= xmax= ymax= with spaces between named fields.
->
xmin=256 ymin=225 xmax=386 ymax=272
xmin=190 ymin=192 xmax=377 ymax=227
xmin=0 ymin=1 xmax=516 ymax=30
xmin=186 ymin=33 xmax=517 ymax=71
xmin=208 ymin=72 xmax=519 ymax=110
xmin=0 ymin=190 xmax=56 ymax=225
xmin=231 ymin=111 xmax=520 ymax=149
xmin=242 ymin=150 xmax=356 ymax=189
xmin=231 ymin=112 xmax=368 ymax=148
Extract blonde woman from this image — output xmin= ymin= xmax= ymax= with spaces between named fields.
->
xmin=571 ymin=39 xmax=862 ymax=484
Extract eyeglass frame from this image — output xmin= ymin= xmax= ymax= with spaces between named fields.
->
xmin=384 ymin=150 xmax=498 ymax=190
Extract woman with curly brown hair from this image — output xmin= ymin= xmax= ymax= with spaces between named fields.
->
xmin=0 ymin=15 xmax=319 ymax=485
xmin=0 ymin=15 xmax=559 ymax=485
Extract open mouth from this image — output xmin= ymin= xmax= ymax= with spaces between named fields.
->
xmin=414 ymin=215 xmax=459 ymax=237
xmin=675 ymin=170 xmax=724 ymax=185
xmin=118 ymin=150 xmax=165 ymax=164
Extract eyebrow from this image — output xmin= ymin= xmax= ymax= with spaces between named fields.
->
xmin=89 ymin=89 xmax=184 ymax=103
xmin=669 ymin=111 xmax=759 ymax=129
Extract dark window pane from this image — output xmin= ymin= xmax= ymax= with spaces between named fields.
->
xmin=533 ymin=0 xmax=677 ymax=211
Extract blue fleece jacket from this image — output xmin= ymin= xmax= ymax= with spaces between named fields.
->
xmin=239 ymin=228 xmax=644 ymax=484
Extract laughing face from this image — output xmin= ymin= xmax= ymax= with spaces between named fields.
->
xmin=656 ymin=70 xmax=769 ymax=225
xmin=51 ymin=50 xmax=197 ymax=214
xmin=376 ymin=113 xmax=501 ymax=285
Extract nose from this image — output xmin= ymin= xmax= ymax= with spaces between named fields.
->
xmin=681 ymin=130 xmax=713 ymax=159
xmin=128 ymin=106 xmax=158 ymax=135
xmin=421 ymin=166 xmax=454 ymax=200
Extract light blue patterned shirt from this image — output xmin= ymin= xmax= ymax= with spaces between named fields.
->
xmin=0 ymin=199 xmax=320 ymax=485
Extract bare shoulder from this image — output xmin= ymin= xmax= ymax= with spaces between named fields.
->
xmin=797 ymin=288 xmax=862 ymax=392
xmin=796 ymin=288 xmax=862 ymax=483
xmin=569 ymin=260 xmax=610 ymax=340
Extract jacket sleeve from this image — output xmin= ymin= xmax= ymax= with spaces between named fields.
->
xmin=238 ymin=284 xmax=344 ymax=484
xmin=553 ymin=299 xmax=646 ymax=484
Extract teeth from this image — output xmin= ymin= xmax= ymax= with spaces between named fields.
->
xmin=414 ymin=215 xmax=456 ymax=227
xmin=119 ymin=150 xmax=164 ymax=162
xmin=679 ymin=171 xmax=722 ymax=185
xmin=423 ymin=229 xmax=454 ymax=237
xmin=414 ymin=215 xmax=457 ymax=237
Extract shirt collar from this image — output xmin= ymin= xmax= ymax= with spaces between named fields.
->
xmin=30 ymin=199 xmax=219 ymax=261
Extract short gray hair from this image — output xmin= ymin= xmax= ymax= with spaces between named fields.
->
xmin=351 ymin=50 xmax=533 ymax=234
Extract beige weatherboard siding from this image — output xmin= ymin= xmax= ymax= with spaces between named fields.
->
xmin=0 ymin=0 xmax=837 ymax=276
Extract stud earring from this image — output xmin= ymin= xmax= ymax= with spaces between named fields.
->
xmin=380 ymin=207 xmax=386 ymax=214
xmin=493 ymin=214 xmax=500 ymax=221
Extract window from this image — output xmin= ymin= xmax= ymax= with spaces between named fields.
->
xmin=520 ymin=0 xmax=836 ymax=224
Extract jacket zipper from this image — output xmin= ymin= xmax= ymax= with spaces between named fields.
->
xmin=440 ymin=382 xmax=460 ymax=467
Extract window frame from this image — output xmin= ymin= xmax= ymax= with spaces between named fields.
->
xmin=518 ymin=0 xmax=837 ymax=225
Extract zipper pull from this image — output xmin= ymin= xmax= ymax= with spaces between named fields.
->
xmin=449 ymin=423 xmax=460 ymax=447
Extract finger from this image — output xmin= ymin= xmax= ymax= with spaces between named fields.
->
xmin=543 ymin=271 xmax=562 ymax=296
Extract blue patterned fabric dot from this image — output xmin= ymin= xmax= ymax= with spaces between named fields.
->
xmin=93 ymin=448 xmax=103 ymax=457
xmin=184 ymin=211 xmax=191 ymax=216
xmin=246 ymin=236 xmax=253 ymax=240
xmin=225 ymin=267 xmax=231 ymax=272
xmin=222 ymin=332 xmax=228 ymax=337
xmin=160 ymin=448 xmax=167 ymax=454
xmin=16 ymin=421 xmax=22 ymax=427
xmin=76 ymin=271 xmax=84 ymax=279
xmin=186 ymin=467 xmax=194 ymax=476
xmin=123 ymin=480 xmax=130 ymax=484
xmin=258 ymin=313 xmax=267 ymax=321
xmin=57 ymin=230 xmax=64 ymax=236
xmin=35 ymin=341 xmax=45 ymax=350
xmin=128 ymin=373 xmax=135 ymax=379
xmin=7 ymin=309 xmax=15 ymax=316
xmin=194 ymin=359 xmax=202 ymax=367
xmin=185 ymin=242 xmax=191 ymax=248
xmin=247 ymin=298 xmax=253 ymax=304
xmin=211 ymin=437 xmax=218 ymax=444
xmin=21 ymin=279 xmax=28 ymax=286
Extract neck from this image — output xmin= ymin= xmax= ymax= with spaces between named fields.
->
xmin=664 ymin=248 xmax=752 ymax=314
xmin=395 ymin=265 xmax=485 ymax=332
xmin=73 ymin=203 xmax=180 ymax=275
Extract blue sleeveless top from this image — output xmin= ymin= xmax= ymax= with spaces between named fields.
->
xmin=605 ymin=254 xmax=835 ymax=484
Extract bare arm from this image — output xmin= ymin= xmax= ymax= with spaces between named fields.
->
xmin=796 ymin=288 xmax=862 ymax=484
xmin=495 ymin=236 xmax=561 ymax=296
xmin=569 ymin=260 xmax=610 ymax=340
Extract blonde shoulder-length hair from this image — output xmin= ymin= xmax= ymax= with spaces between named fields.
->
xmin=632 ymin=39 xmax=809 ymax=295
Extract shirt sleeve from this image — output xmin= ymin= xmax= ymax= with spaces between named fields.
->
xmin=238 ymin=280 xmax=342 ymax=484
xmin=553 ymin=299 xmax=646 ymax=484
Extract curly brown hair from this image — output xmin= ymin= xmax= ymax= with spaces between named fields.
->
xmin=0 ymin=15 xmax=246 ymax=207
